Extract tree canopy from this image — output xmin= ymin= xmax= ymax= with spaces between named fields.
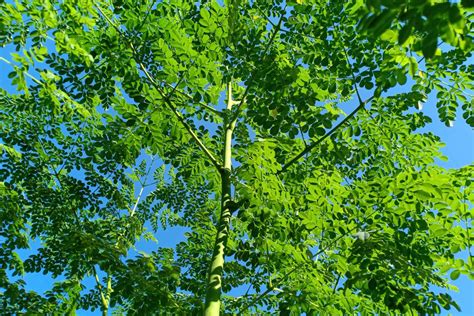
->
xmin=0 ymin=0 xmax=473 ymax=315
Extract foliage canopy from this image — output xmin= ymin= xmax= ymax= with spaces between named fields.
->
xmin=0 ymin=0 xmax=473 ymax=315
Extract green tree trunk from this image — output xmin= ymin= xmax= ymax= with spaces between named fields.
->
xmin=204 ymin=83 xmax=235 ymax=315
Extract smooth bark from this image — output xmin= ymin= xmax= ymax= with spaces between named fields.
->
xmin=204 ymin=83 xmax=235 ymax=315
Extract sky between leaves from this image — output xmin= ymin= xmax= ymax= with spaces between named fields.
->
xmin=0 ymin=0 xmax=473 ymax=314
xmin=1 ymin=41 xmax=473 ymax=313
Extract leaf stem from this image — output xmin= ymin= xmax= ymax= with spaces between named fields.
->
xmin=129 ymin=156 xmax=156 ymax=216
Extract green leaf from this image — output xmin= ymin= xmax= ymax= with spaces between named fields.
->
xmin=422 ymin=34 xmax=438 ymax=59
xmin=462 ymin=0 xmax=474 ymax=8
xmin=414 ymin=190 xmax=431 ymax=200
xmin=398 ymin=24 xmax=412 ymax=45
xmin=450 ymin=270 xmax=461 ymax=280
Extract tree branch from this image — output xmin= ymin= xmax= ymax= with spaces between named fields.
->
xmin=279 ymin=33 xmax=379 ymax=175
xmin=229 ymin=6 xmax=286 ymax=126
xmin=278 ymin=95 xmax=375 ymax=174
xmin=93 ymin=266 xmax=109 ymax=316
xmin=162 ymin=81 xmax=224 ymax=116
xmin=94 ymin=3 xmax=222 ymax=170
xmin=136 ymin=0 xmax=159 ymax=31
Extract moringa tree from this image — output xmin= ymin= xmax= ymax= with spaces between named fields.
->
xmin=0 ymin=0 xmax=473 ymax=315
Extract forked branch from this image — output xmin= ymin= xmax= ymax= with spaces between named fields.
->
xmin=95 ymin=3 xmax=221 ymax=170
xmin=280 ymin=39 xmax=377 ymax=174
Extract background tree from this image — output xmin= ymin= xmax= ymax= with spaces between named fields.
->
xmin=0 ymin=0 xmax=473 ymax=315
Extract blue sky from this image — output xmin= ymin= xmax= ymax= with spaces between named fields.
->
xmin=421 ymin=100 xmax=474 ymax=315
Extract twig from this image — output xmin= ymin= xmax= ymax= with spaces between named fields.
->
xmin=342 ymin=48 xmax=363 ymax=105
xmin=278 ymin=30 xmax=381 ymax=175
xmin=0 ymin=56 xmax=42 ymax=85
xmin=332 ymin=273 xmax=341 ymax=294
xmin=130 ymin=186 xmax=144 ymax=217
xmin=163 ymin=81 xmax=223 ymax=116
xmin=129 ymin=156 xmax=156 ymax=216
xmin=463 ymin=191 xmax=473 ymax=259
xmin=36 ymin=138 xmax=110 ymax=313
xmin=436 ymin=79 xmax=474 ymax=98
xmin=136 ymin=58 xmax=221 ymax=170
xmin=136 ymin=0 xmax=159 ymax=31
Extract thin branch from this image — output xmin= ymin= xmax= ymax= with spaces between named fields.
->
xmin=297 ymin=123 xmax=308 ymax=147
xmin=254 ymin=5 xmax=276 ymax=27
xmin=332 ymin=272 xmax=341 ymax=294
xmin=56 ymin=121 xmax=87 ymax=175
xmin=163 ymin=74 xmax=187 ymax=103
xmin=136 ymin=0 xmax=159 ymax=31
xmin=36 ymin=138 xmax=110 ymax=312
xmin=129 ymin=156 xmax=156 ymax=216
xmin=463 ymin=190 xmax=473 ymax=259
xmin=94 ymin=3 xmax=222 ymax=170
xmin=229 ymin=6 xmax=287 ymax=125
xmin=0 ymin=56 xmax=42 ymax=85
xmin=130 ymin=186 xmax=144 ymax=217
xmin=342 ymin=48 xmax=363 ymax=105
xmin=163 ymin=81 xmax=223 ymax=116
xmin=416 ymin=41 xmax=443 ymax=64
xmin=436 ymin=79 xmax=474 ymax=98
xmin=292 ymin=105 xmax=308 ymax=147
xmin=278 ymin=95 xmax=375 ymax=174
xmin=37 ymin=139 xmax=81 ymax=223
xmin=341 ymin=35 xmax=407 ymax=167
xmin=0 ymin=56 xmax=101 ymax=131
xmin=237 ymin=265 xmax=262 ymax=308
xmin=271 ymin=21 xmax=437 ymax=67
xmin=165 ymin=96 xmax=221 ymax=168
xmin=93 ymin=266 xmax=109 ymax=315
xmin=364 ymin=108 xmax=392 ymax=145
xmin=90 ymin=171 xmax=115 ymax=195
xmin=62 ymin=59 xmax=108 ymax=91
xmin=141 ymin=74 xmax=223 ymax=118
xmin=278 ymin=30 xmax=379 ymax=175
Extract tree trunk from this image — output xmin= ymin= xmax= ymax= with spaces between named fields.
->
xmin=204 ymin=83 xmax=235 ymax=315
